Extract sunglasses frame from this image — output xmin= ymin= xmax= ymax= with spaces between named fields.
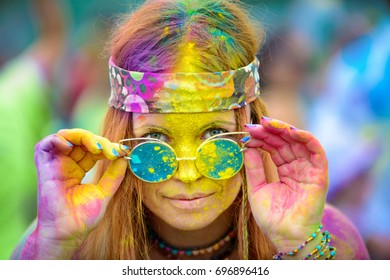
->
xmin=119 ymin=132 xmax=250 ymax=182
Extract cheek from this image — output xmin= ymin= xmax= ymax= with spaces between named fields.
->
xmin=141 ymin=183 xmax=158 ymax=211
xmin=214 ymin=175 xmax=242 ymax=209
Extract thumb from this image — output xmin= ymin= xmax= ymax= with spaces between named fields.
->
xmin=98 ymin=158 xmax=128 ymax=198
xmin=244 ymin=147 xmax=267 ymax=197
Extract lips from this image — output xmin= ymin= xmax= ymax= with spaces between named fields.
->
xmin=164 ymin=193 xmax=214 ymax=210
xmin=168 ymin=193 xmax=214 ymax=200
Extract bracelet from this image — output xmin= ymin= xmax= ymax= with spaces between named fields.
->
xmin=273 ymin=225 xmax=323 ymax=260
xmin=303 ymin=230 xmax=331 ymax=260
xmin=326 ymin=246 xmax=337 ymax=260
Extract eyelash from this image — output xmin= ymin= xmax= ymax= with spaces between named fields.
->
xmin=142 ymin=127 xmax=229 ymax=142
xmin=142 ymin=131 xmax=170 ymax=142
xmin=201 ymin=127 xmax=228 ymax=139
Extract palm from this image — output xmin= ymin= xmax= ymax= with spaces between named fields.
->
xmin=34 ymin=130 xmax=127 ymax=243
xmin=244 ymin=118 xmax=328 ymax=244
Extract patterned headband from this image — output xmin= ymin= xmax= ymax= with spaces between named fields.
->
xmin=108 ymin=57 xmax=260 ymax=113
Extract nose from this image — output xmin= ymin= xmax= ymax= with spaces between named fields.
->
xmin=173 ymin=158 xmax=202 ymax=183
xmin=172 ymin=142 xmax=202 ymax=183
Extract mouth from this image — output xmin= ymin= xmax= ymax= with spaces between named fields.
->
xmin=164 ymin=193 xmax=215 ymax=210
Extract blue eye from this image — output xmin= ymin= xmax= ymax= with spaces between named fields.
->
xmin=202 ymin=128 xmax=228 ymax=139
xmin=143 ymin=132 xmax=169 ymax=142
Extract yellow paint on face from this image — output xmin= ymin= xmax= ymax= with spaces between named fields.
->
xmin=133 ymin=111 xmax=242 ymax=231
xmin=148 ymin=167 xmax=155 ymax=173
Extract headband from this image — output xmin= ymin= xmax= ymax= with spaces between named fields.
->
xmin=108 ymin=57 xmax=260 ymax=113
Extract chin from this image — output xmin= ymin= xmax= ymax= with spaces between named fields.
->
xmin=158 ymin=208 xmax=223 ymax=231
xmin=164 ymin=213 xmax=219 ymax=231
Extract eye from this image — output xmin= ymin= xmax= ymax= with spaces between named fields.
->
xmin=142 ymin=132 xmax=169 ymax=142
xmin=202 ymin=128 xmax=228 ymax=139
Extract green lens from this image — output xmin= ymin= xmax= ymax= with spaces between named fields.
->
xmin=195 ymin=139 xmax=243 ymax=180
xmin=129 ymin=142 xmax=178 ymax=183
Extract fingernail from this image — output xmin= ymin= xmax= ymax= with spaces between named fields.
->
xmin=97 ymin=142 xmax=103 ymax=150
xmin=244 ymin=124 xmax=259 ymax=127
xmin=66 ymin=141 xmax=73 ymax=147
xmin=240 ymin=135 xmax=251 ymax=143
xmin=112 ymin=148 xmax=119 ymax=157
xmin=122 ymin=145 xmax=130 ymax=150
xmin=261 ymin=116 xmax=272 ymax=120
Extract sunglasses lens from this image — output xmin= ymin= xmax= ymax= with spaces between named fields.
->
xmin=196 ymin=139 xmax=243 ymax=180
xmin=129 ymin=142 xmax=178 ymax=183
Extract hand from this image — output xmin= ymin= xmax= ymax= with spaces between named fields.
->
xmin=244 ymin=117 xmax=328 ymax=251
xmin=33 ymin=129 xmax=127 ymax=254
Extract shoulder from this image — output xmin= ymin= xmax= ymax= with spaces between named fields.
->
xmin=321 ymin=204 xmax=370 ymax=259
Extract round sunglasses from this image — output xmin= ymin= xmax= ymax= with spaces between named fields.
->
xmin=119 ymin=132 xmax=250 ymax=183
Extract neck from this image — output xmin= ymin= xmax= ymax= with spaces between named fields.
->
xmin=147 ymin=205 xmax=237 ymax=258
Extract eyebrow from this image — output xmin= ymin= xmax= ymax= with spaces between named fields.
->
xmin=198 ymin=120 xmax=237 ymax=132
xmin=133 ymin=121 xmax=237 ymax=135
xmin=133 ymin=125 xmax=171 ymax=135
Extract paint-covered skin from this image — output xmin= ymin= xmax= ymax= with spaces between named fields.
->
xmin=244 ymin=117 xmax=369 ymax=259
xmin=133 ymin=111 xmax=243 ymax=236
xmin=128 ymin=138 xmax=243 ymax=182
xmin=16 ymin=129 xmax=128 ymax=259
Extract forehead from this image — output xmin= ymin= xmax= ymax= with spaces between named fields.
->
xmin=133 ymin=111 xmax=236 ymax=134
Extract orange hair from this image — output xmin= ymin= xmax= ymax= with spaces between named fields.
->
xmin=78 ymin=0 xmax=277 ymax=259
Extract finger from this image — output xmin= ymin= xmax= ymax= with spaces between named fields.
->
xmin=34 ymin=134 xmax=73 ymax=165
xmin=289 ymin=128 xmax=326 ymax=156
xmin=244 ymin=147 xmax=267 ymax=197
xmin=69 ymin=146 xmax=87 ymax=162
xmin=259 ymin=116 xmax=290 ymax=134
xmin=98 ymin=158 xmax=128 ymax=197
xmin=244 ymin=126 xmax=296 ymax=163
xmin=58 ymin=129 xmax=127 ymax=161
xmin=252 ymin=118 xmax=326 ymax=164
xmin=95 ymin=135 xmax=128 ymax=160
xmin=57 ymin=129 xmax=103 ymax=155
xmin=258 ymin=121 xmax=312 ymax=160
xmin=77 ymin=152 xmax=104 ymax=172
xmin=246 ymin=124 xmax=311 ymax=161
xmin=245 ymin=138 xmax=285 ymax=167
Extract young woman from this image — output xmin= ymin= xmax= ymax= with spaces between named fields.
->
xmin=12 ymin=0 xmax=369 ymax=260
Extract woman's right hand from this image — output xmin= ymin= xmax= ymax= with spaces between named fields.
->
xmin=21 ymin=129 xmax=128 ymax=259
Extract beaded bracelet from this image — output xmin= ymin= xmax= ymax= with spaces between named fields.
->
xmin=303 ymin=230 xmax=331 ymax=260
xmin=273 ymin=225 xmax=323 ymax=260
xmin=326 ymin=246 xmax=337 ymax=260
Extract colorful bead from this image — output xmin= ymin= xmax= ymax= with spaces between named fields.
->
xmin=171 ymin=249 xmax=178 ymax=255
xmin=150 ymin=227 xmax=236 ymax=258
xmin=273 ymin=225 xmax=324 ymax=259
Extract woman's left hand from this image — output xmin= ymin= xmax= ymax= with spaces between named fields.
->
xmin=244 ymin=117 xmax=328 ymax=251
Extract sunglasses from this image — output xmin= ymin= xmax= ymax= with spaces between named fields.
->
xmin=119 ymin=132 xmax=250 ymax=183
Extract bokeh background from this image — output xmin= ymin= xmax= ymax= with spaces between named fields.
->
xmin=1 ymin=0 xmax=389 ymax=259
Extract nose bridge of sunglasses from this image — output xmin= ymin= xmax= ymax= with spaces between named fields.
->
xmin=176 ymin=156 xmax=196 ymax=161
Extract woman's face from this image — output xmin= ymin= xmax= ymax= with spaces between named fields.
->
xmin=132 ymin=111 xmax=242 ymax=230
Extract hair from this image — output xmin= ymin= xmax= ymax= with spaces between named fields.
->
xmin=77 ymin=0 xmax=277 ymax=259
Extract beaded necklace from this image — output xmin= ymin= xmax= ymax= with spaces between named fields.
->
xmin=149 ymin=227 xmax=237 ymax=260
